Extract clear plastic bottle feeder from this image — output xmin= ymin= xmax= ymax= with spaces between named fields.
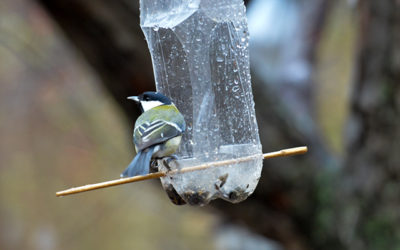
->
xmin=140 ymin=0 xmax=263 ymax=205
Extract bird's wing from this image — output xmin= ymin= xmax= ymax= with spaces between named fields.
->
xmin=134 ymin=119 xmax=183 ymax=151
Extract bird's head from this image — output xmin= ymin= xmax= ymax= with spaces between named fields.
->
xmin=128 ymin=92 xmax=172 ymax=112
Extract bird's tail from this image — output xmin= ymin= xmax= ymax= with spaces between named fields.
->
xmin=121 ymin=146 xmax=156 ymax=177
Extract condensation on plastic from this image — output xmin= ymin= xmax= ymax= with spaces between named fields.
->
xmin=140 ymin=0 xmax=263 ymax=205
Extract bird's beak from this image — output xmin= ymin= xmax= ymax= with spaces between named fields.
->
xmin=127 ymin=96 xmax=139 ymax=102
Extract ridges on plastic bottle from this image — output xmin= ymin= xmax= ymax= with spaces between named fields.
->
xmin=140 ymin=0 xmax=262 ymax=205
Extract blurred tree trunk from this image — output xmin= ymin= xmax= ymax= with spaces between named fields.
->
xmin=336 ymin=1 xmax=400 ymax=249
xmin=312 ymin=1 xmax=400 ymax=249
xmin=36 ymin=0 xmax=400 ymax=249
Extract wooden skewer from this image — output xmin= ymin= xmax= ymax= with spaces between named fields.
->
xmin=56 ymin=146 xmax=307 ymax=197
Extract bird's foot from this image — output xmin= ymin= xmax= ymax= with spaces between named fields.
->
xmin=150 ymin=159 xmax=158 ymax=173
xmin=162 ymin=155 xmax=178 ymax=171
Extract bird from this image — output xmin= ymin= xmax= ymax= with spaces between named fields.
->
xmin=121 ymin=91 xmax=186 ymax=178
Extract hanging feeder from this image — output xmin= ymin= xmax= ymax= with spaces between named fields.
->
xmin=140 ymin=0 xmax=262 ymax=205
xmin=55 ymin=0 xmax=308 ymax=205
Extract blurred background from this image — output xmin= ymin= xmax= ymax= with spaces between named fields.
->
xmin=0 ymin=0 xmax=399 ymax=249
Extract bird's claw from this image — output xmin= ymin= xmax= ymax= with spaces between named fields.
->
xmin=162 ymin=155 xmax=178 ymax=171
xmin=150 ymin=159 xmax=158 ymax=173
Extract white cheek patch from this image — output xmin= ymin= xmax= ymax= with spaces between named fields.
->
xmin=140 ymin=100 xmax=164 ymax=111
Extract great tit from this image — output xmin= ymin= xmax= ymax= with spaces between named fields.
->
xmin=121 ymin=92 xmax=186 ymax=177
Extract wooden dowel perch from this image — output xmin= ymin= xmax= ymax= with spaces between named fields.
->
xmin=56 ymin=146 xmax=307 ymax=197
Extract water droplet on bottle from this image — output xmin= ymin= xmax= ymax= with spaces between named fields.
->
xmin=153 ymin=26 xmax=159 ymax=31
xmin=232 ymin=85 xmax=240 ymax=92
xmin=188 ymin=2 xmax=198 ymax=8
xmin=216 ymin=57 xmax=224 ymax=62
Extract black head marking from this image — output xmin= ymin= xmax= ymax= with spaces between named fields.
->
xmin=139 ymin=92 xmax=172 ymax=105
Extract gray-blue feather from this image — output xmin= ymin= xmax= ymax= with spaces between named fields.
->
xmin=121 ymin=146 xmax=156 ymax=177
